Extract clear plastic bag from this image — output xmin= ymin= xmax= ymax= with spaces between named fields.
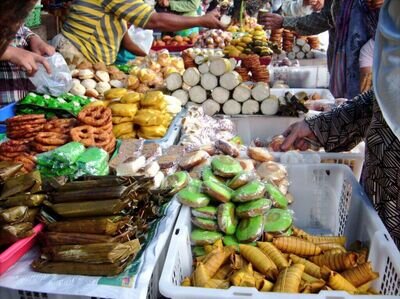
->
xmin=128 ymin=26 xmax=153 ymax=55
xmin=30 ymin=53 xmax=72 ymax=96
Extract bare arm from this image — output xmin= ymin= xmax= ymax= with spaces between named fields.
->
xmin=144 ymin=9 xmax=223 ymax=31
xmin=122 ymin=32 xmax=146 ymax=56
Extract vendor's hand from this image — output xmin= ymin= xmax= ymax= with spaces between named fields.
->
xmin=281 ymin=120 xmax=317 ymax=151
xmin=201 ymin=9 xmax=225 ymax=29
xmin=258 ymin=13 xmax=283 ymax=30
xmin=360 ymin=67 xmax=372 ymax=93
xmin=309 ymin=0 xmax=324 ymax=11
xmin=365 ymin=0 xmax=384 ymax=10
xmin=29 ymin=35 xmax=56 ymax=57
xmin=1 ymin=47 xmax=51 ymax=76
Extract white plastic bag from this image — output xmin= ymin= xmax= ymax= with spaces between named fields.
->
xmin=30 ymin=53 xmax=73 ymax=96
xmin=128 ymin=26 xmax=154 ymax=55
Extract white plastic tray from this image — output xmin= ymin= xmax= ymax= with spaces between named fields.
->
xmin=159 ymin=164 xmax=400 ymax=299
xmin=230 ymin=115 xmax=364 ymax=180
xmin=0 ymin=199 xmax=181 ymax=299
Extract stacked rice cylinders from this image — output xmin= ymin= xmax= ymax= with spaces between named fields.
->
xmin=166 ymin=57 xmax=280 ymax=116
xmin=31 ymin=176 xmax=145 ymax=276
xmin=287 ymin=38 xmax=314 ymax=60
xmin=103 ymin=88 xmax=182 ymax=140
xmin=165 ymin=155 xmax=294 ymax=248
xmin=0 ymin=163 xmax=44 ymax=247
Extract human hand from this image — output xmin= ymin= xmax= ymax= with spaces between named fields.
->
xmin=281 ymin=120 xmax=318 ymax=151
xmin=360 ymin=67 xmax=372 ymax=93
xmin=257 ymin=13 xmax=283 ymax=30
xmin=1 ymin=47 xmax=51 ymax=76
xmin=29 ymin=35 xmax=56 ymax=56
xmin=308 ymin=0 xmax=324 ymax=11
xmin=365 ymin=0 xmax=384 ymax=10
xmin=201 ymin=9 xmax=224 ymax=29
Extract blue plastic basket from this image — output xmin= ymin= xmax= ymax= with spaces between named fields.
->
xmin=0 ymin=103 xmax=16 ymax=133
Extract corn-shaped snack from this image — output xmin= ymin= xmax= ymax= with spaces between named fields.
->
xmin=181 ymin=276 xmax=192 ymax=286
xmin=302 ymin=272 xmax=320 ymax=283
xmin=230 ymin=269 xmax=256 ymax=287
xmin=328 ymin=271 xmax=358 ymax=293
xmin=357 ymin=247 xmax=369 ymax=264
xmin=231 ymin=253 xmax=247 ymax=270
xmin=213 ymin=264 xmax=232 ymax=280
xmin=290 ymin=254 xmax=322 ymax=278
xmin=273 ymin=264 xmax=305 ymax=293
xmin=239 ymin=244 xmax=278 ymax=280
xmin=341 ymin=262 xmax=378 ymax=287
xmin=292 ymin=227 xmax=310 ymax=238
xmin=193 ymin=262 xmax=211 ymax=287
xmin=204 ymin=279 xmax=229 ymax=289
xmin=258 ymin=279 xmax=274 ymax=292
xmin=305 ymin=235 xmax=346 ymax=246
xmin=263 ymin=232 xmax=274 ymax=242
xmin=258 ymin=242 xmax=289 ymax=270
xmin=243 ymin=262 xmax=254 ymax=275
xmin=324 ymin=248 xmax=347 ymax=255
xmin=320 ymin=265 xmax=331 ymax=280
xmin=305 ymin=280 xmax=326 ymax=293
xmin=203 ymin=248 xmax=229 ymax=277
xmin=253 ymin=271 xmax=265 ymax=281
xmin=357 ymin=280 xmax=374 ymax=293
xmin=318 ymin=243 xmax=346 ymax=252
xmin=204 ymin=239 xmax=224 ymax=254
xmin=309 ymin=252 xmax=358 ymax=272
xmin=273 ymin=237 xmax=321 ymax=256
xmin=302 ymin=285 xmax=312 ymax=293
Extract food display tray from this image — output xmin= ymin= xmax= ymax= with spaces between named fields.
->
xmin=0 ymin=200 xmax=182 ymax=299
xmin=0 ymin=223 xmax=44 ymax=275
xmin=159 ymin=164 xmax=400 ymax=299
xmin=229 ymin=114 xmax=364 ymax=180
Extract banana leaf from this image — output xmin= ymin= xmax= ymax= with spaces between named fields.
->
xmin=0 ymin=171 xmax=42 ymax=200
xmin=1 ymin=194 xmax=47 ymax=208
xmin=41 ymin=239 xmax=141 ymax=264
xmin=31 ymin=256 xmax=133 ymax=276
xmin=0 ymin=206 xmax=29 ymax=224
xmin=47 ymin=216 xmax=130 ymax=235
xmin=56 ymin=177 xmax=127 ymax=192
xmin=0 ymin=222 xmax=34 ymax=245
xmin=42 ymin=230 xmax=135 ymax=246
xmin=51 ymin=186 xmax=128 ymax=203
xmin=0 ymin=161 xmax=23 ymax=183
xmin=48 ymin=198 xmax=131 ymax=218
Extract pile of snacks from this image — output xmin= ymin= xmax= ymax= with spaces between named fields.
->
xmin=180 ymin=232 xmax=379 ymax=294
xmin=287 ymin=38 xmax=315 ymax=60
xmin=17 ymin=92 xmax=92 ymax=118
xmin=194 ymin=30 xmax=232 ymax=49
xmin=32 ymin=173 xmax=172 ymax=276
xmin=0 ymin=165 xmax=43 ymax=248
xmin=36 ymin=142 xmax=109 ymax=178
xmin=240 ymin=55 xmax=270 ymax=83
xmin=307 ymin=36 xmax=320 ymax=50
xmin=103 ymin=88 xmax=182 ymax=140
xmin=182 ymin=48 xmax=225 ymax=69
xmin=282 ymin=30 xmax=295 ymax=53
xmin=127 ymin=50 xmax=185 ymax=93
xmin=270 ymin=29 xmax=283 ymax=49
xmin=71 ymin=105 xmax=116 ymax=153
xmin=152 ymin=34 xmax=198 ymax=48
xmin=69 ymin=62 xmax=127 ymax=98
xmin=224 ymin=27 xmax=276 ymax=58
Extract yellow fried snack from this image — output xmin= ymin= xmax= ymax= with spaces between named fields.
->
xmin=204 ymin=279 xmax=229 ymax=289
xmin=239 ymin=244 xmax=278 ymax=280
xmin=104 ymin=88 xmax=128 ymax=100
xmin=305 ymin=235 xmax=346 ymax=246
xmin=318 ymin=243 xmax=347 ymax=252
xmin=204 ymin=239 xmax=224 ymax=254
xmin=230 ymin=269 xmax=256 ymax=287
xmin=118 ymin=132 xmax=136 ymax=139
xmin=109 ymin=103 xmax=138 ymax=118
xmin=181 ymin=276 xmax=191 ymax=286
xmin=273 ymin=264 xmax=305 ymax=293
xmin=121 ymin=92 xmax=141 ymax=104
xmin=193 ymin=262 xmax=211 ymax=287
xmin=133 ymin=109 xmax=165 ymax=126
xmin=112 ymin=122 xmax=134 ymax=138
xmin=258 ymin=279 xmax=274 ymax=292
xmin=112 ymin=115 xmax=135 ymax=124
xmin=309 ymin=252 xmax=358 ymax=272
xmin=290 ymin=254 xmax=322 ymax=278
xmin=138 ymin=125 xmax=167 ymax=139
xmin=258 ymin=242 xmax=289 ymax=270
xmin=328 ymin=271 xmax=358 ymax=293
xmin=213 ymin=264 xmax=232 ymax=280
xmin=341 ymin=262 xmax=378 ymax=287
xmin=203 ymin=248 xmax=232 ymax=277
xmin=273 ymin=237 xmax=322 ymax=256
xmin=141 ymin=91 xmax=167 ymax=110
xmin=231 ymin=253 xmax=247 ymax=270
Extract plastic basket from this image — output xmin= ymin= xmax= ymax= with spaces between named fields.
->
xmin=159 ymin=164 xmax=400 ymax=299
xmin=0 ymin=224 xmax=44 ymax=275
xmin=25 ymin=5 xmax=43 ymax=28
xmin=230 ymin=115 xmax=364 ymax=180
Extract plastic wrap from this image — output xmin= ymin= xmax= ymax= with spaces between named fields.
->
xmin=30 ymin=53 xmax=73 ymax=96
xmin=37 ymin=142 xmax=85 ymax=167
xmin=75 ymin=147 xmax=109 ymax=178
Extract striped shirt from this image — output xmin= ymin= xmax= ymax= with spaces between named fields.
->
xmin=62 ymin=0 xmax=154 ymax=65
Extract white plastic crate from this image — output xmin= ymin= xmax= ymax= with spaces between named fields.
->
xmin=0 ymin=200 xmax=182 ymax=299
xmin=231 ymin=115 xmax=365 ymax=180
xmin=159 ymin=164 xmax=400 ymax=299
